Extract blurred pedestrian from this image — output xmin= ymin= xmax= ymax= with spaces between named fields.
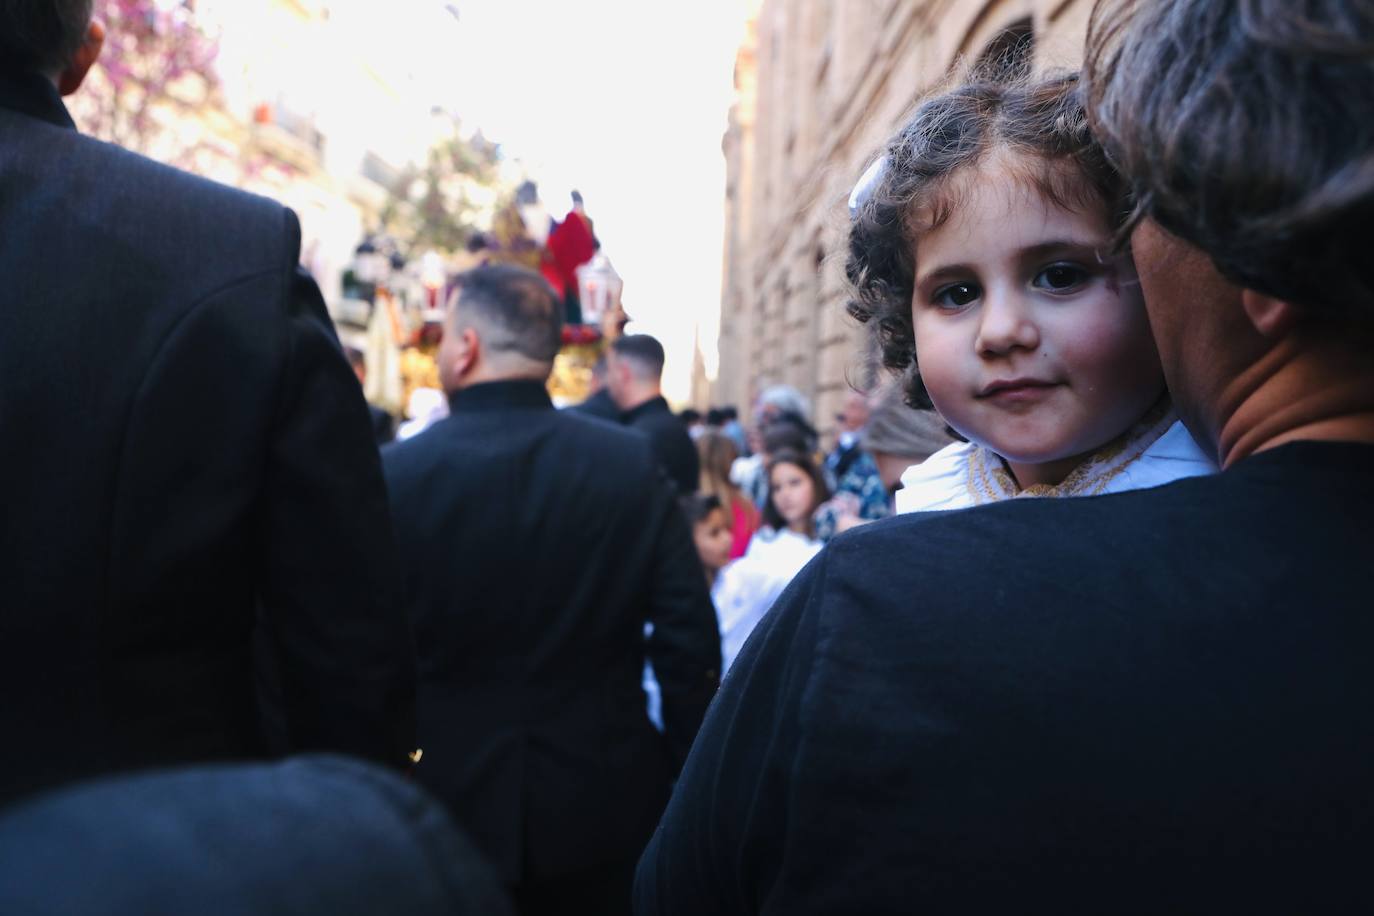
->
xmin=697 ymin=430 xmax=759 ymax=559
xmin=863 ymin=382 xmax=952 ymax=492
xmin=607 ymin=334 xmax=699 ymax=494
xmin=570 ymin=353 xmax=620 ymax=421
xmin=737 ymin=419 xmax=813 ymax=509
xmin=815 ymin=383 xmax=952 ymax=537
xmin=383 ymin=265 xmax=719 ymax=916
xmin=718 ymin=405 xmax=748 ymax=454
xmin=679 ymin=493 xmax=734 ymax=590
xmin=0 ymin=0 xmax=416 ymax=806
xmin=824 ymin=388 xmax=871 ymax=484
xmin=755 ymin=384 xmax=810 ymax=428
xmin=711 ymin=449 xmax=829 ymax=674
xmin=345 ymin=346 xmax=396 ymax=445
xmin=678 ymin=408 xmax=705 ymax=440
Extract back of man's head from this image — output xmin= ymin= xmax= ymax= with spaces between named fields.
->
xmin=1085 ymin=0 xmax=1374 ymax=316
xmin=0 ymin=0 xmax=93 ymax=76
xmin=611 ymin=334 xmax=666 ymax=383
xmin=443 ymin=265 xmax=562 ymax=387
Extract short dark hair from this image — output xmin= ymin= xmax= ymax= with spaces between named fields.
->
xmin=451 ymin=264 xmax=562 ymax=363
xmin=845 ymin=73 xmax=1129 ymax=408
xmin=762 ymin=415 xmax=817 ymax=456
xmin=761 ymin=449 xmax=831 ymax=536
xmin=611 ymin=334 xmax=665 ymax=380
xmin=679 ymin=492 xmax=723 ymax=527
xmin=0 ymin=0 xmax=93 ymax=75
xmin=1084 ymin=0 xmax=1374 ymax=316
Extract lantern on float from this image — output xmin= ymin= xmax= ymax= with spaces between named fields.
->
xmin=575 ymin=253 xmax=623 ymax=327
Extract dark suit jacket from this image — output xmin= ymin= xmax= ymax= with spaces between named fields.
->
xmin=0 ymin=71 xmax=415 ymax=806
xmin=369 ymin=403 xmax=397 ymax=445
xmin=638 ymin=442 xmax=1374 ymax=914
xmin=0 ymin=755 xmax=512 ymax=916
xmin=622 ymin=395 xmax=699 ymax=494
xmin=383 ymin=380 xmax=720 ymax=884
xmin=570 ymin=387 xmax=621 ymax=422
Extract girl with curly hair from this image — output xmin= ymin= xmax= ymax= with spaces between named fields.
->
xmin=847 ymin=73 xmax=1213 ymax=509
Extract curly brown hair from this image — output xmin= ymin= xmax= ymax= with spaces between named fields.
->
xmin=1084 ymin=0 xmax=1374 ymax=316
xmin=845 ymin=73 xmax=1130 ymax=408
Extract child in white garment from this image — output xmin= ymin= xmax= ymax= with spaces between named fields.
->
xmin=713 ymin=450 xmax=828 ymax=674
xmin=845 ymin=73 xmax=1214 ymax=511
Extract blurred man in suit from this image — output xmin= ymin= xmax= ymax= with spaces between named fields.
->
xmin=607 ymin=334 xmax=700 ymax=494
xmin=346 ymin=346 xmax=397 ymax=445
xmin=570 ymin=353 xmax=620 ymax=421
xmin=383 ymin=265 xmax=719 ymax=916
xmin=0 ymin=1 xmax=416 ymax=805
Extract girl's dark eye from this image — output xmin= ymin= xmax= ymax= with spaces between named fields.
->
xmin=1034 ymin=264 xmax=1088 ymax=292
xmin=932 ymin=282 xmax=981 ymax=309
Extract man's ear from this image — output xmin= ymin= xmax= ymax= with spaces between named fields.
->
xmin=439 ymin=326 xmax=478 ymax=392
xmin=1240 ymin=289 xmax=1300 ymax=339
xmin=457 ymin=327 xmax=480 ymax=376
xmin=58 ymin=20 xmax=105 ymax=96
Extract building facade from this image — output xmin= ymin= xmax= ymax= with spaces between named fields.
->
xmin=708 ymin=0 xmax=1095 ymax=438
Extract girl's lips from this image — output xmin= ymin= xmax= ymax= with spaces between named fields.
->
xmin=977 ymin=379 xmax=1061 ymax=402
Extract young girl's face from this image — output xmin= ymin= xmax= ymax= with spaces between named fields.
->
xmin=909 ymin=152 xmax=1164 ymax=486
xmin=693 ymin=507 xmax=734 ymax=572
xmin=770 ymin=463 xmax=816 ymax=532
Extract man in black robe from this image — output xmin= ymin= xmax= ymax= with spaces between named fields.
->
xmin=384 ymin=265 xmax=719 ymax=916
xmin=0 ymin=0 xmax=415 ymax=806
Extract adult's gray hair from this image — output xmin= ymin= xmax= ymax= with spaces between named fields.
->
xmin=1085 ymin=0 xmax=1374 ymax=315
xmin=0 ymin=0 xmax=93 ymax=76
xmin=863 ymin=383 xmax=952 ymax=463
xmin=757 ymin=385 xmax=810 ymax=422
xmin=450 ymin=264 xmax=562 ymax=364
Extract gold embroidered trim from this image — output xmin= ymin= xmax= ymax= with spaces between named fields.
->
xmin=964 ymin=398 xmax=1176 ymax=505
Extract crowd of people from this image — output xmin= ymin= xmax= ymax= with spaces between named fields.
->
xmin=655 ymin=383 xmax=955 ymax=675
xmin=3 ymin=0 xmax=1374 ymax=914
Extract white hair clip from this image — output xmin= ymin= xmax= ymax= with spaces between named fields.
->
xmin=848 ymin=156 xmax=888 ymax=218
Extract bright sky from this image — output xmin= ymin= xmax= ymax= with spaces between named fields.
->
xmin=338 ymin=0 xmax=748 ymax=402
xmin=199 ymin=0 xmax=744 ymax=401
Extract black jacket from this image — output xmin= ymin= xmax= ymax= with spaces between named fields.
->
xmin=0 ymin=71 xmax=415 ymax=806
xmin=570 ymin=387 xmax=621 ymax=422
xmin=637 ymin=442 xmax=1374 ymax=914
xmin=0 ymin=756 xmax=512 ymax=915
xmin=622 ymin=395 xmax=699 ymax=495
xmin=383 ymin=380 xmax=720 ymax=884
